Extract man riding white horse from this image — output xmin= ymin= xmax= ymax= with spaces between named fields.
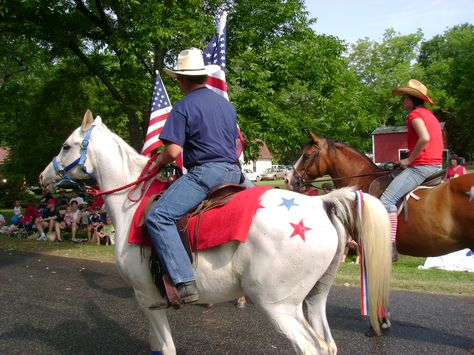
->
xmin=146 ymin=48 xmax=243 ymax=308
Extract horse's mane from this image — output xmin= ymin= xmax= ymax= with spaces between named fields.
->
xmin=322 ymin=138 xmax=380 ymax=170
xmin=101 ymin=125 xmax=148 ymax=172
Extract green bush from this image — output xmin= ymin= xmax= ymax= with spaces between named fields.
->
xmin=0 ymin=181 xmax=39 ymax=208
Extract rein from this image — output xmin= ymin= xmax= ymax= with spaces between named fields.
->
xmin=301 ymin=170 xmax=392 ymax=187
xmin=86 ymin=153 xmax=159 ymax=202
xmin=293 ymin=140 xmax=392 ymax=189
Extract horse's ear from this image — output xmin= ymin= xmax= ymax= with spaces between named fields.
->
xmin=81 ymin=109 xmax=94 ymax=132
xmin=310 ymin=132 xmax=322 ymax=146
xmin=94 ymin=115 xmax=103 ymax=126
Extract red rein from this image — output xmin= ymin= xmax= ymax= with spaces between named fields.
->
xmin=86 ymin=153 xmax=159 ymax=202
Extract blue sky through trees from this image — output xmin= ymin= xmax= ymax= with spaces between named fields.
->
xmin=305 ymin=0 xmax=474 ymax=43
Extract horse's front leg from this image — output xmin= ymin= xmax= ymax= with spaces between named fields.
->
xmin=134 ymin=290 xmax=176 ymax=355
xmin=117 ymin=249 xmax=176 ymax=354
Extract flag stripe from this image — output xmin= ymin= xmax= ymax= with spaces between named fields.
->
xmin=142 ymin=137 xmax=162 ymax=156
xmin=206 ymin=75 xmax=227 ymax=92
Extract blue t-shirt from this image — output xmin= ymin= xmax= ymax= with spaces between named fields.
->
xmin=159 ymin=87 xmax=238 ymax=168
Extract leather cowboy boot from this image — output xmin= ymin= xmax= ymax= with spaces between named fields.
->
xmin=177 ymin=281 xmax=199 ymax=303
xmin=149 ymin=280 xmax=199 ymax=310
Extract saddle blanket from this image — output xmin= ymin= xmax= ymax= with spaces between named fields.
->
xmin=128 ymin=180 xmax=271 ymax=251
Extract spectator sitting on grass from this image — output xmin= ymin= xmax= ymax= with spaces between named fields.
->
xmin=97 ymin=216 xmax=115 ymax=246
xmin=69 ymin=200 xmax=83 ymax=241
xmin=35 ymin=199 xmax=58 ymax=241
xmin=19 ymin=205 xmax=41 ymax=235
xmin=53 ymin=205 xmax=72 ymax=242
xmin=87 ymin=206 xmax=103 ymax=243
xmin=11 ymin=200 xmax=23 ymax=225
xmin=69 ymin=190 xmax=85 ymax=208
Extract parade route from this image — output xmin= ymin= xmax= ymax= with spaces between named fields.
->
xmin=1 ymin=248 xmax=472 ymax=354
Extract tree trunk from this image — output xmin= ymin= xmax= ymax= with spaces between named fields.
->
xmin=126 ymin=110 xmax=144 ymax=151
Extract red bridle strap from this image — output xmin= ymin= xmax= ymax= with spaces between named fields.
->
xmin=86 ymin=153 xmax=160 ymax=202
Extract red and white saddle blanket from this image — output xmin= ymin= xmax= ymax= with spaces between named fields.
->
xmin=128 ymin=180 xmax=271 ymax=250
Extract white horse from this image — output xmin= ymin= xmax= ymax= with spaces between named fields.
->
xmin=39 ymin=110 xmax=391 ymax=355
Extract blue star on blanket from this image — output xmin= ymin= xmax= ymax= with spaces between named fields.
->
xmin=279 ymin=197 xmax=298 ymax=210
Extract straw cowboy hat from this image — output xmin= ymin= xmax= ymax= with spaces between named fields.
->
xmin=164 ymin=48 xmax=220 ymax=78
xmin=392 ymin=79 xmax=434 ymax=105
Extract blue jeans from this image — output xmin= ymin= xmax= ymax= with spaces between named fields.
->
xmin=145 ymin=162 xmax=242 ymax=285
xmin=380 ymin=165 xmax=442 ymax=212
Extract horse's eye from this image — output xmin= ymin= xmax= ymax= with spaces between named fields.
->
xmin=303 ymin=153 xmax=311 ymax=159
xmin=62 ymin=144 xmax=70 ymax=151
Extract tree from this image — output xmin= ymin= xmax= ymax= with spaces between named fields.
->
xmin=2 ymin=0 xmax=355 ymax=170
xmin=347 ymin=29 xmax=424 ymax=127
xmin=0 ymin=0 xmax=218 ymax=149
xmin=420 ymin=24 xmax=474 ymax=156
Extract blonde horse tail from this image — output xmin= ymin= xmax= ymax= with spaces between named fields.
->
xmin=322 ymin=187 xmax=391 ymax=335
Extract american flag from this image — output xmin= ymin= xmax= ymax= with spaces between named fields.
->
xmin=141 ymin=72 xmax=172 ymax=157
xmin=203 ymin=11 xmax=245 ymax=156
xmin=203 ymin=11 xmax=229 ymax=99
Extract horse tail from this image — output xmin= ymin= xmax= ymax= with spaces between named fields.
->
xmin=321 ymin=187 xmax=391 ymax=335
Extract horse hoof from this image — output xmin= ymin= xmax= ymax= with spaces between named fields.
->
xmin=365 ymin=325 xmax=389 ymax=337
xmin=235 ymin=300 xmax=246 ymax=309
xmin=381 ymin=317 xmax=391 ymax=330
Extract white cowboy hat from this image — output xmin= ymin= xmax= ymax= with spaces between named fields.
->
xmin=164 ymin=48 xmax=220 ymax=78
xmin=392 ymin=79 xmax=434 ymax=105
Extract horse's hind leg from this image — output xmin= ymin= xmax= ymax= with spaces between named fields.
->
xmin=304 ymin=224 xmax=345 ymax=352
xmin=258 ymin=303 xmax=335 ymax=355
xmin=304 ymin=272 xmax=338 ymax=353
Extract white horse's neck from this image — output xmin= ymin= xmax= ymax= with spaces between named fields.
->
xmin=88 ymin=127 xmax=149 ymax=256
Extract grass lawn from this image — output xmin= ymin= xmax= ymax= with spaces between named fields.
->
xmin=1 ymin=234 xmax=472 ymax=296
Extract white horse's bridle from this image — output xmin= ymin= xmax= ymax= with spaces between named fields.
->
xmin=51 ymin=125 xmax=97 ymax=186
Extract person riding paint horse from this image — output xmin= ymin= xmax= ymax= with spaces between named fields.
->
xmin=145 ymin=48 xmax=242 ymax=308
xmin=381 ymin=79 xmax=443 ymax=261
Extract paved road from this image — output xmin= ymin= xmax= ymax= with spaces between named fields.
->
xmin=0 ymin=248 xmax=473 ymax=354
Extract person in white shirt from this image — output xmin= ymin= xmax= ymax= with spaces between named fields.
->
xmin=69 ymin=190 xmax=85 ymax=207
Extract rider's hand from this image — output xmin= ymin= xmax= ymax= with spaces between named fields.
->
xmin=398 ymin=158 xmax=410 ymax=169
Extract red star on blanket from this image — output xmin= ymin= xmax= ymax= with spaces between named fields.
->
xmin=290 ymin=219 xmax=312 ymax=241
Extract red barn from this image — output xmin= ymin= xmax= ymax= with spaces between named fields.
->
xmin=372 ymin=122 xmax=448 ymax=165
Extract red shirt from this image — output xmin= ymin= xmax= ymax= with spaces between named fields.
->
xmin=407 ymin=107 xmax=443 ymax=166
xmin=446 ymin=165 xmax=465 ymax=178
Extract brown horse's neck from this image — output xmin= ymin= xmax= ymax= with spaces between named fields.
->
xmin=327 ymin=143 xmax=382 ymax=191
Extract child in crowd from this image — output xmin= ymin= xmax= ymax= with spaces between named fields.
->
xmin=87 ymin=206 xmax=103 ymax=243
xmin=19 ymin=204 xmax=41 ymax=236
xmin=341 ymin=236 xmax=360 ymax=264
xmin=11 ymin=200 xmax=23 ymax=225
xmin=97 ymin=216 xmax=115 ymax=246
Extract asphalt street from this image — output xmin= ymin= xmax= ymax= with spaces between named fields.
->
xmin=0 ymin=248 xmax=473 ymax=354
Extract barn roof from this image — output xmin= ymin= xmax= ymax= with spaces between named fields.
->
xmin=254 ymin=139 xmax=272 ymax=160
xmin=372 ymin=122 xmax=445 ymax=135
